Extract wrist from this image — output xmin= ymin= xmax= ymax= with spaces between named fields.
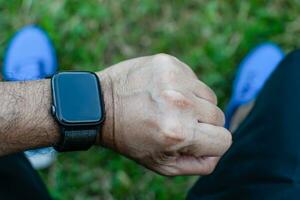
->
xmin=96 ymin=69 xmax=115 ymax=149
xmin=26 ymin=79 xmax=60 ymax=148
xmin=0 ymin=79 xmax=60 ymax=156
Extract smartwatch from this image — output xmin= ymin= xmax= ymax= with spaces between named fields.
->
xmin=51 ymin=71 xmax=105 ymax=152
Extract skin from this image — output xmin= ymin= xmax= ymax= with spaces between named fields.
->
xmin=0 ymin=54 xmax=232 ymax=176
xmin=229 ymin=101 xmax=255 ymax=132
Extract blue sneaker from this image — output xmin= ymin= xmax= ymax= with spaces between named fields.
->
xmin=225 ymin=43 xmax=285 ymax=128
xmin=3 ymin=25 xmax=58 ymax=169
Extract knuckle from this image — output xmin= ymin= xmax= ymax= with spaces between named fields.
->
xmin=194 ymin=80 xmax=218 ymax=105
xmin=161 ymin=130 xmax=185 ymax=146
xmin=223 ymin=129 xmax=233 ymax=149
xmin=160 ymin=171 xmax=174 ymax=177
xmin=164 ymin=171 xmax=177 ymax=177
xmin=206 ymin=105 xmax=222 ymax=125
xmin=200 ymin=157 xmax=219 ymax=175
xmin=216 ymin=107 xmax=225 ymax=126
xmin=208 ymin=106 xmax=225 ymax=126
xmin=220 ymin=110 xmax=226 ymax=126
xmin=159 ymin=118 xmax=185 ymax=146
xmin=202 ymin=164 xmax=217 ymax=175
xmin=201 ymin=84 xmax=218 ymax=105
xmin=158 ymin=167 xmax=178 ymax=177
xmin=216 ymin=127 xmax=232 ymax=155
xmin=152 ymin=54 xmax=181 ymax=72
xmin=206 ymin=88 xmax=218 ymax=105
xmin=152 ymin=53 xmax=176 ymax=64
xmin=161 ymin=90 xmax=193 ymax=109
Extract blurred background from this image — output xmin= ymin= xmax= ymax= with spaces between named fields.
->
xmin=0 ymin=0 xmax=299 ymax=199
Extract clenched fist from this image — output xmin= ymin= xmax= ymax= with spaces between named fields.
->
xmin=98 ymin=54 xmax=232 ymax=176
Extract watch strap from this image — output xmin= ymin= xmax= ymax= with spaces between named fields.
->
xmin=54 ymin=126 xmax=99 ymax=152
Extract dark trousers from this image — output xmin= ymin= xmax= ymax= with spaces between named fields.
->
xmin=188 ymin=50 xmax=300 ymax=199
xmin=0 ymin=153 xmax=51 ymax=199
xmin=2 ymin=50 xmax=300 ymax=200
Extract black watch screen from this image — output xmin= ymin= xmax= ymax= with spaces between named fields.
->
xmin=51 ymin=71 xmax=104 ymax=126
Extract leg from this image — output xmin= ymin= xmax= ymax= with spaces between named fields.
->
xmin=188 ymin=50 xmax=300 ymax=200
xmin=0 ymin=153 xmax=52 ymax=199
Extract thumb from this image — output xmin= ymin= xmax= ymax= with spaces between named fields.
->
xmin=161 ymin=124 xmax=232 ymax=176
xmin=187 ymin=123 xmax=232 ymax=157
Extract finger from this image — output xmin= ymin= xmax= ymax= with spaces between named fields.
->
xmin=172 ymin=57 xmax=199 ymax=79
xmin=190 ymin=80 xmax=218 ymax=105
xmin=193 ymin=98 xmax=225 ymax=126
xmin=187 ymin=123 xmax=232 ymax=157
xmin=158 ymin=156 xmax=220 ymax=176
xmin=174 ymin=156 xmax=220 ymax=175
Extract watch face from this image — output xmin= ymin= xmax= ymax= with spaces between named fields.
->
xmin=52 ymin=72 xmax=104 ymax=125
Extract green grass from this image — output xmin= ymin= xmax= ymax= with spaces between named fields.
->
xmin=1 ymin=0 xmax=300 ymax=199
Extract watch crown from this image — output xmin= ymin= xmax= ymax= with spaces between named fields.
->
xmin=51 ymin=105 xmax=56 ymax=116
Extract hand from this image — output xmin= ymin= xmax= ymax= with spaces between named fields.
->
xmin=99 ymin=54 xmax=232 ymax=176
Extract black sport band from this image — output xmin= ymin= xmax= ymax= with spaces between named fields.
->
xmin=54 ymin=127 xmax=99 ymax=152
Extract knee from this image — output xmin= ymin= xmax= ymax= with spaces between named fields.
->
xmin=262 ymin=49 xmax=300 ymax=87
xmin=280 ymin=49 xmax=300 ymax=71
xmin=286 ymin=49 xmax=300 ymax=60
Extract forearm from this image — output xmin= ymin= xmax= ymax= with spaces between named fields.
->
xmin=0 ymin=79 xmax=58 ymax=156
xmin=0 ymin=70 xmax=113 ymax=156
